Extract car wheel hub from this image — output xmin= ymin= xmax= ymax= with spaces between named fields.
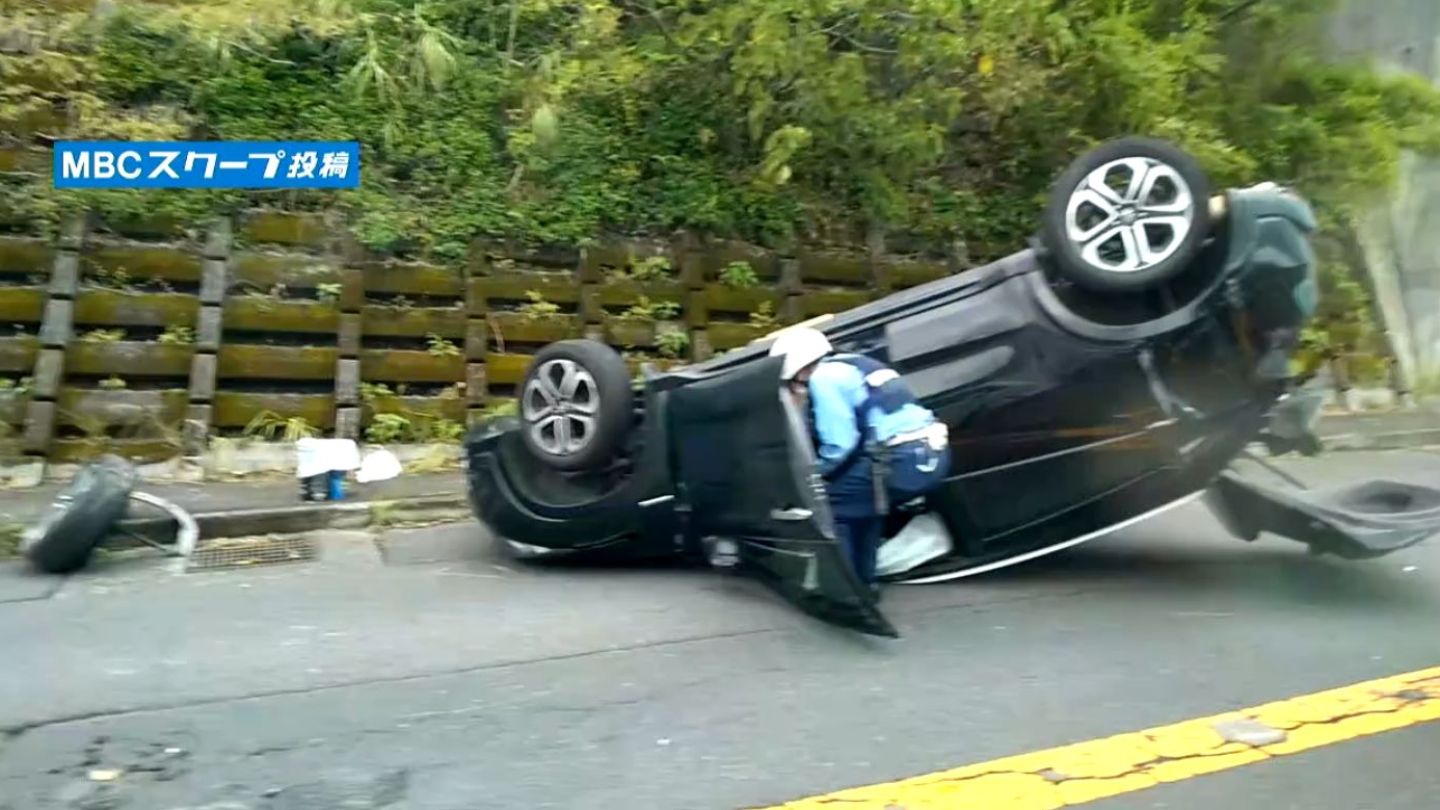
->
xmin=522 ymin=358 xmax=599 ymax=456
xmin=1064 ymin=156 xmax=1194 ymax=274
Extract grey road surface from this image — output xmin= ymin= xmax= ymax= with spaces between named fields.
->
xmin=1 ymin=450 xmax=1438 ymax=810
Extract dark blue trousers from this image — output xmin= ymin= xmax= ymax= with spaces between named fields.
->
xmin=834 ymin=515 xmax=884 ymax=585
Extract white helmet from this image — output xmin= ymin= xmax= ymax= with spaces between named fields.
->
xmin=768 ymin=327 xmax=832 ymax=380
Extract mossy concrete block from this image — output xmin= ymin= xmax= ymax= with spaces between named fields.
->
xmin=604 ymin=318 xmax=656 ymax=348
xmin=212 ymin=392 xmax=336 ymax=429
xmin=596 ymin=278 xmax=685 ymax=309
xmin=700 ymin=284 xmax=780 ymax=315
xmin=241 ymin=211 xmax=330 ymax=247
xmin=335 ymin=358 xmax=360 ymax=405
xmin=0 ymin=146 xmax=50 ymax=175
xmin=87 ymin=244 xmax=201 ymax=282
xmin=338 ymin=266 xmax=364 ymax=312
xmin=464 ymin=319 xmax=487 ymax=360
xmin=195 ymin=305 xmax=222 ymax=351
xmin=778 ymin=258 xmax=802 ymax=291
xmin=217 ymin=344 xmax=339 ymax=381
xmin=199 ymin=258 xmax=228 ymax=303
xmin=38 ymin=298 xmax=72 ymax=348
xmin=469 ymin=273 xmax=580 ymax=306
xmin=466 ymin=363 xmax=488 ymax=402
xmin=691 ymin=239 xmax=780 ymax=281
xmin=482 ymin=353 xmax=531 ymax=387
xmin=0 ymin=236 xmax=50 ymax=273
xmin=222 ymin=297 xmax=340 ymax=334
xmin=67 ymin=341 xmax=194 ymax=377
xmin=797 ymin=248 xmax=869 ymax=285
xmin=231 ymin=252 xmax=339 ymax=289
xmin=96 ymin=212 xmax=187 ymax=241
xmin=58 ymin=217 xmax=86 ymax=251
xmin=0 ymin=336 xmax=39 ymax=372
xmin=49 ymin=252 xmax=80 ymax=297
xmin=0 ymin=287 xmax=46 ymax=325
xmin=203 ymin=217 xmax=233 ymax=259
xmin=30 ymin=349 xmax=63 ymax=399
xmin=74 ymin=289 xmax=198 ymax=328
xmin=183 ymin=404 xmax=212 ymax=454
xmin=56 ymin=388 xmax=188 ymax=428
xmin=338 ymin=313 xmax=361 ymax=356
xmin=364 ymin=395 xmax=466 ymax=422
xmin=359 ymin=349 xmax=465 ymax=384
xmin=708 ymin=322 xmax=766 ymax=351
xmin=799 ymin=287 xmax=873 ymax=318
xmin=361 ymin=261 xmax=465 ymax=297
xmin=50 ymin=439 xmax=182 ymax=464
xmin=885 ymin=258 xmax=950 ymax=289
xmin=0 ymin=395 xmax=27 ymax=427
xmin=335 ymin=406 xmax=361 ymax=439
xmin=188 ymin=353 xmax=217 ymax=401
xmin=21 ymin=399 xmax=55 ymax=454
xmin=361 ymin=305 xmax=466 ymax=339
xmin=484 ymin=312 xmax=581 ymax=345
xmin=691 ymin=329 xmax=713 ymax=361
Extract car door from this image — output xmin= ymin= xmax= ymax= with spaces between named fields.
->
xmin=665 ymin=355 xmax=898 ymax=638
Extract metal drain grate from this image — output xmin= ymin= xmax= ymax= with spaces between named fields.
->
xmin=187 ymin=534 xmax=318 ymax=572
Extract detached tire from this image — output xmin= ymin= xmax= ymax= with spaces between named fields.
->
xmin=519 ymin=339 xmax=634 ymax=472
xmin=23 ymin=455 xmax=137 ymax=574
xmin=1041 ymin=137 xmax=1211 ymax=294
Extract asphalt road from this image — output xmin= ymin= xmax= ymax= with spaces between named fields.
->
xmin=1 ymin=449 xmax=1438 ymax=810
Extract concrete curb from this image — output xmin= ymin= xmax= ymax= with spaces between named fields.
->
xmin=1319 ymin=429 xmax=1440 ymax=453
xmin=109 ymin=492 xmax=472 ymax=548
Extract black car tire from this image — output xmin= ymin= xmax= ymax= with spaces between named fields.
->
xmin=518 ymin=339 xmax=634 ymax=472
xmin=23 ymin=455 xmax=137 ymax=574
xmin=1042 ymin=137 xmax=1212 ymax=294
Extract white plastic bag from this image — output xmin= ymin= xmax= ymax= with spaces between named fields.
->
xmin=356 ymin=449 xmax=403 ymax=483
xmin=875 ymin=513 xmax=953 ymax=577
xmin=294 ymin=438 xmax=361 ymax=479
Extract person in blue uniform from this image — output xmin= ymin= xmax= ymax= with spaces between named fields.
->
xmin=768 ymin=327 xmax=951 ymax=590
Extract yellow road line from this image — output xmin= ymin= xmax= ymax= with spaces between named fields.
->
xmin=756 ymin=666 xmax=1440 ymax=810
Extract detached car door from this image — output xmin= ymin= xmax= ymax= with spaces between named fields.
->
xmin=665 ymin=356 xmax=898 ymax=638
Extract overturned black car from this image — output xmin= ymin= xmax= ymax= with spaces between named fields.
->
xmin=465 ymin=137 xmax=1440 ymax=637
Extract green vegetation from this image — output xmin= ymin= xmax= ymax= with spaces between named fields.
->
xmin=81 ymin=328 xmax=127 ymax=343
xmin=720 ymin=261 xmax=759 ymax=289
xmin=364 ymin=410 xmax=464 ymax=444
xmin=316 ymin=282 xmax=343 ymax=303
xmin=425 ymin=332 xmax=461 ymax=357
xmin=748 ymin=301 xmax=778 ymax=331
xmin=158 ymin=325 xmax=195 ymax=345
xmin=517 ymin=290 xmax=560 ymax=318
xmin=7 ymin=0 xmax=1436 ymax=255
xmin=656 ymin=329 xmax=690 ymax=360
xmin=621 ymin=296 xmax=679 ymax=322
xmin=6 ymin=0 xmax=1440 ymax=361
xmin=243 ymin=410 xmax=319 ymax=442
xmin=98 ymin=375 xmax=127 ymax=390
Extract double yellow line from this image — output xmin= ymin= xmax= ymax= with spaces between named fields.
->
xmin=757 ymin=666 xmax=1440 ymax=809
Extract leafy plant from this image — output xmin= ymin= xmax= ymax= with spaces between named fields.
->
xmin=0 ymin=377 xmax=32 ymax=397
xmin=98 ymin=375 xmax=127 ymax=390
xmin=518 ymin=290 xmax=560 ymax=318
xmin=478 ymin=399 xmax=518 ymax=420
xmin=158 ymin=325 xmax=194 ymax=345
xmin=243 ymin=410 xmax=318 ymax=442
xmin=81 ymin=328 xmax=127 ymax=343
xmin=316 ymin=282 xmax=343 ymax=303
xmin=622 ymin=296 xmax=681 ymax=322
xmin=360 ymin=382 xmax=395 ymax=402
xmin=89 ymin=265 xmax=132 ymax=290
xmin=656 ymin=330 xmax=691 ymax=360
xmin=429 ymin=418 xmax=465 ymax=442
xmin=365 ymin=412 xmax=411 ymax=444
xmin=425 ymin=333 xmax=461 ymax=357
xmin=720 ymin=261 xmax=759 ymax=289
xmin=630 ymin=255 xmax=673 ymax=282
xmin=748 ymin=301 xmax=779 ymax=330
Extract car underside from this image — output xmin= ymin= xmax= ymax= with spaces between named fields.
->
xmin=464 ymin=138 xmax=1440 ymax=637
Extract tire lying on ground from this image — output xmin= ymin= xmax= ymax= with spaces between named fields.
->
xmin=23 ymin=454 xmax=138 ymax=574
xmin=1041 ymin=136 xmax=1212 ymax=294
xmin=518 ymin=339 xmax=634 ymax=472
